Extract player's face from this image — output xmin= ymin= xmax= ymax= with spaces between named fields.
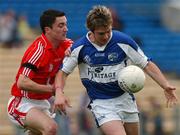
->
xmin=48 ymin=16 xmax=68 ymax=41
xmin=93 ymin=26 xmax=112 ymax=46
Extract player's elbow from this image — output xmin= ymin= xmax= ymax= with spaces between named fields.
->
xmin=17 ymin=74 xmax=29 ymax=90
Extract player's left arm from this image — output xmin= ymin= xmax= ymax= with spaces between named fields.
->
xmin=144 ymin=61 xmax=178 ymax=107
xmin=17 ymin=74 xmax=54 ymax=93
xmin=53 ymin=70 xmax=71 ymax=114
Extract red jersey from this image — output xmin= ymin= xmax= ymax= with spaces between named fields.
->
xmin=11 ymin=34 xmax=72 ymax=99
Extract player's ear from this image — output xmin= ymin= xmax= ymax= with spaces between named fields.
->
xmin=44 ymin=27 xmax=51 ymax=34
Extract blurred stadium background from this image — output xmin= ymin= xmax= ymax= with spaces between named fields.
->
xmin=0 ymin=0 xmax=180 ymax=135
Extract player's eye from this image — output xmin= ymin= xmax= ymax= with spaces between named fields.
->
xmin=98 ymin=32 xmax=105 ymax=35
xmin=96 ymin=30 xmax=111 ymax=36
xmin=94 ymin=31 xmax=105 ymax=36
xmin=58 ymin=23 xmax=66 ymax=28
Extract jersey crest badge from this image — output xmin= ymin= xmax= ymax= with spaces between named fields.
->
xmin=108 ymin=53 xmax=118 ymax=61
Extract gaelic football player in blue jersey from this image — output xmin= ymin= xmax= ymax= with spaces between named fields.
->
xmin=54 ymin=5 xmax=178 ymax=135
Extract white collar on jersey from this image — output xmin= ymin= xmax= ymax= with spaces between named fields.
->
xmin=86 ymin=31 xmax=112 ymax=51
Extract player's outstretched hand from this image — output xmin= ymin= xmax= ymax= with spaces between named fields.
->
xmin=164 ymin=85 xmax=178 ymax=108
xmin=52 ymin=93 xmax=71 ymax=115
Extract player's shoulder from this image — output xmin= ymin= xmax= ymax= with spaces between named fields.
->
xmin=112 ymin=30 xmax=137 ymax=47
xmin=31 ymin=34 xmax=47 ymax=48
xmin=112 ymin=30 xmax=133 ymax=41
xmin=71 ymin=35 xmax=88 ymax=50
xmin=22 ymin=35 xmax=45 ymax=59
xmin=25 ymin=35 xmax=44 ymax=51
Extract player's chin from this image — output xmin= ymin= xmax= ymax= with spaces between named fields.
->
xmin=101 ymin=40 xmax=109 ymax=45
xmin=59 ymin=35 xmax=66 ymax=41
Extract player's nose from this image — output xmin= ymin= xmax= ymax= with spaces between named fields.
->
xmin=64 ymin=25 xmax=68 ymax=32
xmin=104 ymin=33 xmax=110 ymax=40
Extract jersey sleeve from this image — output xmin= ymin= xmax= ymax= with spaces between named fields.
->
xmin=118 ymin=42 xmax=149 ymax=69
xmin=20 ymin=41 xmax=45 ymax=78
xmin=114 ymin=31 xmax=149 ymax=68
xmin=61 ymin=45 xmax=83 ymax=74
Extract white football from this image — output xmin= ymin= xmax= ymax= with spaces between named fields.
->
xmin=118 ymin=65 xmax=145 ymax=93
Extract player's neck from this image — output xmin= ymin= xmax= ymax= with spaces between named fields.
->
xmin=46 ymin=35 xmax=60 ymax=49
xmin=88 ymin=32 xmax=104 ymax=47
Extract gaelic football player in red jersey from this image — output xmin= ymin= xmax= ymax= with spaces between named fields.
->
xmin=7 ymin=9 xmax=72 ymax=135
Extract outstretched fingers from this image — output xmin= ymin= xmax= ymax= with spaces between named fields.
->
xmin=164 ymin=90 xmax=178 ymax=108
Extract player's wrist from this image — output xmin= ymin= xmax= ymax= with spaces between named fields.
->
xmin=55 ymin=86 xmax=64 ymax=94
xmin=55 ymin=87 xmax=64 ymax=98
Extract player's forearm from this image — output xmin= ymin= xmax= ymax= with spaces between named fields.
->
xmin=55 ymin=70 xmax=68 ymax=94
xmin=17 ymin=74 xmax=53 ymax=93
xmin=144 ymin=61 xmax=169 ymax=89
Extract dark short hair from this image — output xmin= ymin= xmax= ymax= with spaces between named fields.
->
xmin=40 ymin=9 xmax=65 ymax=34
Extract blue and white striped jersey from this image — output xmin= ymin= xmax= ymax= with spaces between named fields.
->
xmin=61 ymin=30 xmax=149 ymax=100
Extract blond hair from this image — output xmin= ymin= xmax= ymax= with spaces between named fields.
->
xmin=86 ymin=5 xmax=113 ymax=32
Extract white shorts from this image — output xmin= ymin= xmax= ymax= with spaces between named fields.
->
xmin=88 ymin=93 xmax=139 ymax=127
xmin=7 ymin=96 xmax=52 ymax=128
